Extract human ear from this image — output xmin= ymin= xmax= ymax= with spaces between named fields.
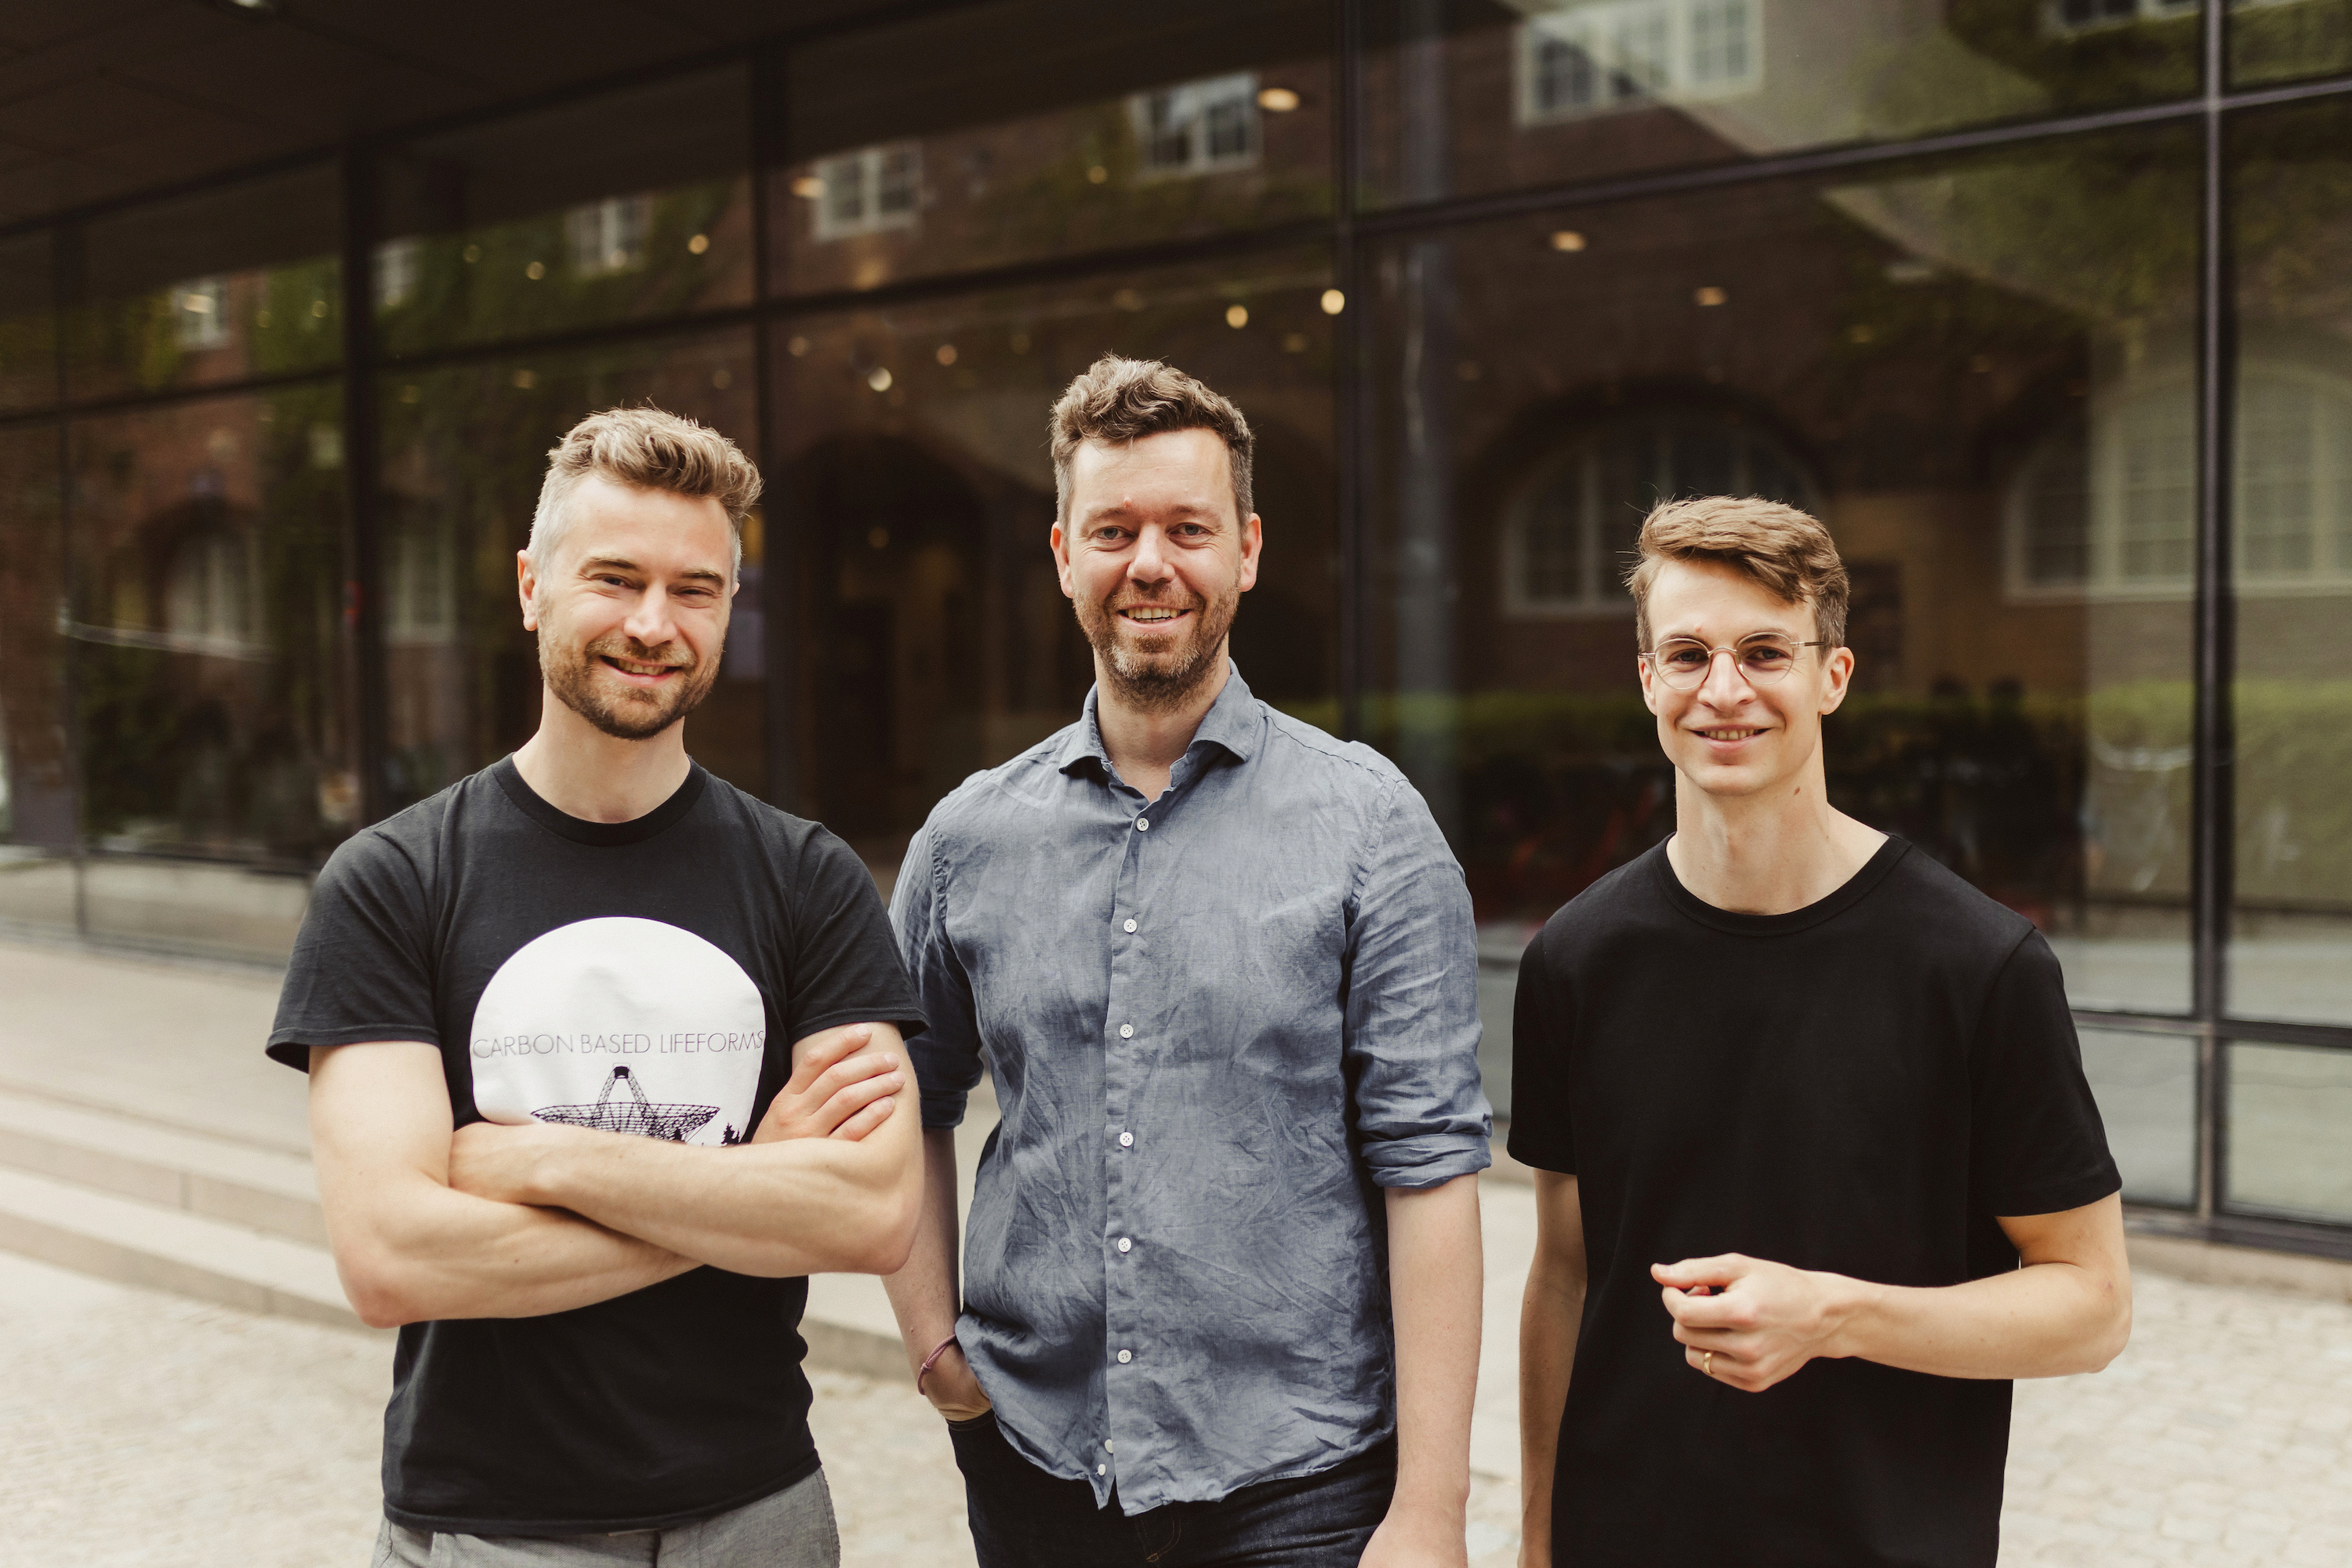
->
xmin=1050 ymin=521 xmax=1076 ymax=600
xmin=1236 ymin=514 xmax=1262 ymax=593
xmin=1817 ymin=645 xmax=1856 ymax=715
xmin=516 ymin=550 xmax=539 ymax=631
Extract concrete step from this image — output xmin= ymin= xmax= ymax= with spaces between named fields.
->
xmin=0 ymin=1083 xmax=325 ymax=1244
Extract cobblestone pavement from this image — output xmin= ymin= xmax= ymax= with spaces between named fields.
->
xmin=3 ymin=1251 xmax=2347 ymax=1566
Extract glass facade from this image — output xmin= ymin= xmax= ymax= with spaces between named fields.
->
xmin=0 ymin=0 xmax=2344 ymax=1246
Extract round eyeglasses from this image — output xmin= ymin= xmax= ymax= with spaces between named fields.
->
xmin=1641 ymin=633 xmax=1829 ymax=691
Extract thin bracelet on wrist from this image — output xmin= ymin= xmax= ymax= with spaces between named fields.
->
xmin=916 ymin=1332 xmax=960 ymax=1397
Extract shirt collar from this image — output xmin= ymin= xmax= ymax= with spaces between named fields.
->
xmin=1054 ymin=661 xmax=1263 ymax=776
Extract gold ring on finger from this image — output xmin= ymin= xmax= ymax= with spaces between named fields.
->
xmin=1703 ymin=1351 xmax=1714 ymax=1377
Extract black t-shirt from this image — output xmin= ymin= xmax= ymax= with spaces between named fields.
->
xmin=267 ymin=757 xmax=922 ymax=1536
xmin=1508 ymin=837 xmax=2118 ymax=1568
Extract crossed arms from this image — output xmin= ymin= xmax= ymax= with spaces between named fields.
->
xmin=310 ymin=1023 xmax=923 ymax=1330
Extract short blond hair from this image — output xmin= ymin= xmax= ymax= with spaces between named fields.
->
xmin=1624 ymin=495 xmax=1849 ymax=650
xmin=1049 ymin=354 xmax=1254 ymax=526
xmin=529 ymin=405 xmax=763 ymax=578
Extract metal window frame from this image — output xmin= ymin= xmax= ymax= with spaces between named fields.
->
xmin=0 ymin=0 xmax=2347 ymax=1247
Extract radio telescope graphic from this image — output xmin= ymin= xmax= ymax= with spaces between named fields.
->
xmin=533 ymin=1066 xmax=720 ymax=1142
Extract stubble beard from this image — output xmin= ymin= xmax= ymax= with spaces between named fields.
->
xmin=541 ymin=626 xmax=721 ymax=741
xmin=1074 ymin=587 xmax=1240 ymax=715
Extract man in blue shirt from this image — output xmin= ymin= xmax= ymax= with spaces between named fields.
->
xmin=884 ymin=355 xmax=1492 ymax=1567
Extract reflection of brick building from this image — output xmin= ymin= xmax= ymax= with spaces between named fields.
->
xmin=0 ymin=0 xmax=2347 ymax=1243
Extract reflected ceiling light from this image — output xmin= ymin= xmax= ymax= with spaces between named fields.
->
xmin=512 ymin=369 xmax=537 ymax=390
xmin=1693 ymin=285 xmax=1727 ymax=307
xmin=790 ymin=176 xmax=826 ymax=199
xmin=936 ymin=343 xmax=958 ymax=365
xmin=1087 ymin=165 xmax=1110 ymax=184
xmin=1225 ymin=304 xmax=1249 ymax=328
xmin=524 ymin=260 xmax=546 ymax=280
xmin=1550 ymin=230 xmax=1587 ymax=252
xmin=788 ymin=336 xmax=811 ymax=357
xmin=867 ymin=366 xmax=894 ymax=392
xmin=1320 ymin=289 xmax=1345 ymax=315
xmin=462 ymin=244 xmax=481 ymax=263
xmin=310 ymin=299 xmax=328 ymax=318
xmin=687 ymin=233 xmax=710 ymax=255
xmin=1257 ymin=87 xmax=1301 ymax=112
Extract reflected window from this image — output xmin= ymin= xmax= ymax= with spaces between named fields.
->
xmin=1516 ymin=0 xmax=1761 ymax=125
xmin=812 ymin=145 xmax=923 ymax=240
xmin=1502 ymin=414 xmax=1812 ymax=617
xmin=2047 ymin=0 xmax=2198 ymax=34
xmin=565 ymin=195 xmax=652 ymax=278
xmin=2237 ymin=363 xmax=2352 ymax=583
xmin=387 ymin=521 xmax=458 ymax=646
xmin=173 ymin=278 xmax=230 ymax=350
xmin=163 ymin=529 xmax=260 ymax=656
xmin=375 ymin=238 xmax=422 ymax=310
xmin=1132 ymin=73 xmax=1260 ymax=176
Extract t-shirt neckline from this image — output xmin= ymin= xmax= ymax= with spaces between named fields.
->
xmin=1651 ymin=833 xmax=1911 ymax=937
xmin=491 ymin=754 xmax=709 ymax=847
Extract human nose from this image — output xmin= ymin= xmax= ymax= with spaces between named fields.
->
xmin=622 ymin=585 xmax=679 ymax=648
xmin=1127 ymin=524 xmax=1173 ymax=584
xmin=1694 ymin=644 xmax=1754 ymax=704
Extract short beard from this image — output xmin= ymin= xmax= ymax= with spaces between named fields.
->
xmin=1073 ymin=588 xmax=1239 ymax=715
xmin=541 ymin=628 xmax=720 ymax=740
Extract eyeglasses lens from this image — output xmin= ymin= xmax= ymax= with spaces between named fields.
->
xmin=1651 ymin=637 xmax=1802 ymax=689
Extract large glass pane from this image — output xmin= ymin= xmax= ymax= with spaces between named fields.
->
xmin=0 ymin=422 xmax=74 ymax=935
xmin=770 ymin=251 xmax=1338 ymax=869
xmin=2227 ymin=1042 xmax=2352 ymax=1222
xmin=2079 ymin=1027 xmax=2197 ymax=1206
xmin=1368 ymin=126 xmax=2201 ymax=1025
xmin=1363 ymin=0 xmax=2205 ymax=209
xmin=2230 ymin=0 xmax=2352 ymax=88
xmin=67 ymin=165 xmax=341 ymax=402
xmin=2229 ymin=100 xmax=2352 ymax=1027
xmin=0 ymin=232 xmax=56 ymax=413
xmin=377 ymin=68 xmax=753 ymax=358
xmin=65 ymin=387 xmax=353 ymax=961
xmin=775 ymin=0 xmax=1331 ymax=297
xmin=377 ymin=329 xmax=761 ymax=811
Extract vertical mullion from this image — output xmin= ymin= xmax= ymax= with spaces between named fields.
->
xmin=1335 ymin=0 xmax=1366 ymax=742
xmin=340 ymin=142 xmax=390 ymax=829
xmin=2190 ymin=0 xmax=2234 ymax=1225
xmin=752 ymin=45 xmax=797 ymax=815
xmin=51 ymin=225 xmax=85 ymax=936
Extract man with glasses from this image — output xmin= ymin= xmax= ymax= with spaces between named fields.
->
xmin=1511 ymin=496 xmax=2130 ymax=1567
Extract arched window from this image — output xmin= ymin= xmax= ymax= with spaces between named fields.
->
xmin=1500 ymin=412 xmax=1814 ymax=617
xmin=162 ymin=528 xmax=263 ymax=657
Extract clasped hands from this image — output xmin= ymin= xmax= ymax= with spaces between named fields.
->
xmin=1653 ymin=1253 xmax=1865 ymax=1393
xmin=448 ymin=1023 xmax=907 ymax=1206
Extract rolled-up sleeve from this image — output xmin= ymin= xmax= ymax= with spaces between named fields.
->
xmin=889 ymin=818 xmax=986 ymax=1129
xmin=1342 ymin=780 xmax=1493 ymax=1188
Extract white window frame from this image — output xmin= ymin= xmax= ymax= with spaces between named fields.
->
xmin=809 ymin=144 xmax=923 ymax=241
xmin=173 ymin=277 xmax=230 ymax=350
xmin=1129 ymin=72 xmax=1261 ymax=179
xmin=1515 ymin=0 xmax=1762 ymax=126
xmin=2005 ymin=360 xmax=2352 ymax=601
xmin=564 ymin=194 xmax=653 ymax=277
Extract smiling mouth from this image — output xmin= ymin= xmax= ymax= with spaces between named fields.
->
xmin=1118 ymin=605 xmax=1191 ymax=627
xmin=601 ymin=655 xmax=687 ymax=679
xmin=1695 ymin=726 xmax=1766 ymax=742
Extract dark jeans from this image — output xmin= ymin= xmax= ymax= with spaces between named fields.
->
xmin=948 ymin=1412 xmax=1394 ymax=1568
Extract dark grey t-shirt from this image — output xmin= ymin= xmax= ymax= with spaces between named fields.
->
xmin=268 ymin=757 xmax=921 ymax=1535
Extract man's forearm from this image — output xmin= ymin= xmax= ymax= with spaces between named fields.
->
xmin=1385 ymin=1174 xmax=1483 ymax=1516
xmin=1517 ymin=1259 xmax=1582 ymax=1562
xmin=333 ymin=1180 xmax=695 ymax=1327
xmin=519 ymin=1094 xmax=922 ymax=1277
xmin=1828 ymin=1258 xmax=2129 ymax=1380
xmin=882 ymin=1127 xmax=965 ymax=1367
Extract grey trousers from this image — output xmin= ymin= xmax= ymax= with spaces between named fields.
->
xmin=372 ymin=1469 xmax=839 ymax=1567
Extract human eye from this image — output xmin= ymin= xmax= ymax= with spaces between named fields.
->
xmin=1656 ymin=641 xmax=1708 ymax=672
xmin=1740 ymin=639 xmax=1795 ymax=671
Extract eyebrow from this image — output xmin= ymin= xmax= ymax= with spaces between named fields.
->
xmin=576 ymin=554 xmax=728 ymax=585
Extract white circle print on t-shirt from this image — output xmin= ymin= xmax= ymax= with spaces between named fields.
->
xmin=470 ymin=916 xmax=768 ymax=1147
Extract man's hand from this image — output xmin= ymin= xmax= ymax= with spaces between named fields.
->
xmin=1653 ymin=1254 xmax=1859 ymax=1393
xmin=920 ymin=1341 xmax=993 ymax=1425
xmin=755 ymin=1023 xmax=906 ymax=1144
xmin=1360 ymin=1500 xmax=1468 ymax=1568
xmin=449 ymin=1116 xmax=589 ymax=1207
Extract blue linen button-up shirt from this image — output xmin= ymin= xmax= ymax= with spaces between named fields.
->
xmin=889 ymin=666 xmax=1491 ymax=1513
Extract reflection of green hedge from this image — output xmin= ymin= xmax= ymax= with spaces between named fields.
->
xmin=1301 ymin=681 xmax=2350 ymax=913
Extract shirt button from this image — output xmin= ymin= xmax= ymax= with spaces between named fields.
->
xmin=1119 ymin=1024 xmax=1134 ymax=1039
xmin=1135 ymin=817 xmax=1149 ymax=831
xmin=1097 ymin=1462 xmax=1107 ymax=1475
xmin=1119 ymin=1131 xmax=1134 ymax=1148
xmin=1116 ymin=1237 xmax=1132 ymax=1253
xmin=1123 ymin=918 xmax=1138 ymax=933
xmin=1105 ymin=1439 xmax=1116 ymax=1453
xmin=1116 ymin=1348 xmax=1133 ymax=1363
